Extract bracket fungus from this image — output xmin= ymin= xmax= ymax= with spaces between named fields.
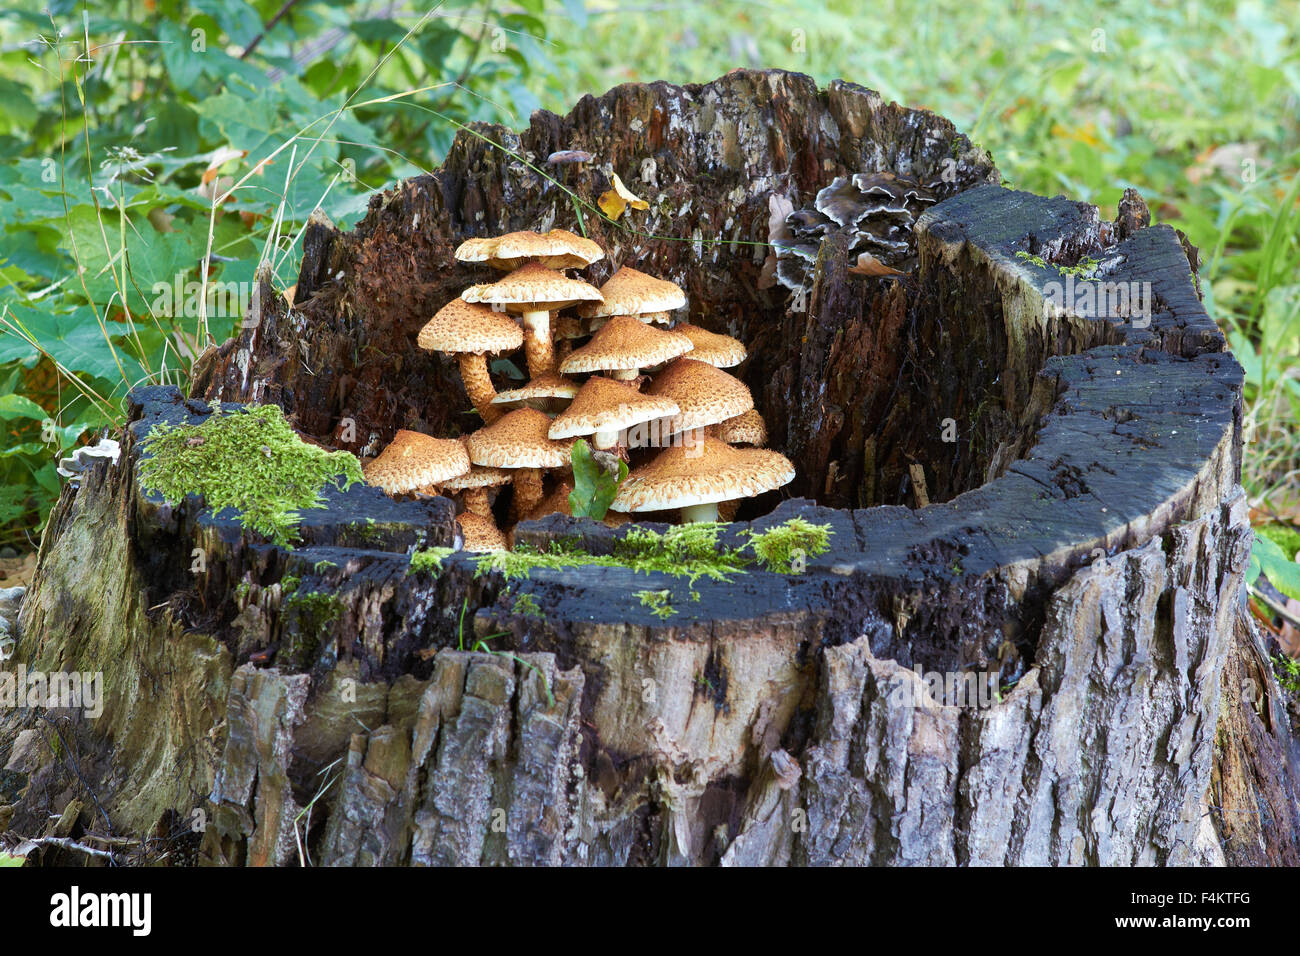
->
xmin=610 ymin=436 xmax=795 ymax=524
xmin=461 ymin=262 xmax=602 ymax=378
xmin=417 ymin=300 xmax=524 ymax=424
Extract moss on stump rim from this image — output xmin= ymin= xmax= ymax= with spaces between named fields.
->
xmin=136 ymin=402 xmax=363 ymax=548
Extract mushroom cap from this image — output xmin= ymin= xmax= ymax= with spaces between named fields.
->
xmin=457 ymin=512 xmax=508 ymax=551
xmin=466 ymin=407 xmax=574 ymax=469
xmin=461 ymin=262 xmax=602 ymax=313
xmin=609 ymin=437 xmax=794 ymax=513
xmin=548 ymin=376 xmax=680 ymax=440
xmin=439 ymin=464 xmax=513 ymax=490
xmin=490 ymin=372 xmax=581 ymax=406
xmin=364 ymin=430 xmax=470 ymax=494
xmin=454 ymin=229 xmax=604 ymax=272
xmin=417 ymin=299 xmax=524 ymax=355
xmin=554 ymin=316 xmax=589 ymax=340
xmin=577 ymin=266 xmax=686 ymax=318
xmin=644 ymin=358 xmax=754 ymax=433
xmin=673 ymin=324 xmax=747 ymax=368
xmin=559 ymin=315 xmax=693 ymax=376
xmin=714 ymin=408 xmax=768 ymax=446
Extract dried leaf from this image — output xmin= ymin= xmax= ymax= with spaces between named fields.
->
xmin=848 ymin=252 xmax=903 ymax=277
xmin=598 ymin=173 xmax=649 ymax=220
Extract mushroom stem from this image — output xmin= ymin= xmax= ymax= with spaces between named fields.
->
xmin=512 ymin=467 xmax=545 ymax=517
xmin=462 ymin=487 xmax=492 ymax=516
xmin=681 ymin=501 xmax=721 ymax=523
xmin=458 ymin=354 xmax=502 ymax=424
xmin=521 ymin=309 xmax=556 ymax=377
xmin=611 ymin=368 xmax=639 ymax=382
xmin=592 ymin=429 xmax=621 ymax=450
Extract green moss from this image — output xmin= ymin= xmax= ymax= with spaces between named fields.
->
xmin=283 ymin=590 xmax=344 ymax=664
xmin=281 ymin=574 xmax=301 ymax=594
xmin=474 ymin=518 xmax=835 ymax=584
xmin=511 ymin=592 xmax=544 ymax=620
xmin=409 ymin=546 xmax=456 ymax=576
xmin=1058 ymin=256 xmax=1100 ymax=278
xmin=137 ymin=402 xmax=362 ymax=548
xmin=1014 ymin=250 xmax=1048 ymax=268
xmin=313 ymin=559 xmax=337 ymax=573
xmin=636 ymin=589 xmax=676 ymax=619
xmin=746 ymin=517 xmax=833 ymax=573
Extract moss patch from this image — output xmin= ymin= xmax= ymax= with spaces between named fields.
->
xmin=137 ymin=402 xmax=362 ymax=548
xmin=409 ymin=546 xmax=455 ymax=576
xmin=471 ymin=519 xmax=834 ymax=585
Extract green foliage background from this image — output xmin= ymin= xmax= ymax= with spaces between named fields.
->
xmin=0 ymin=0 xmax=1297 ymax=564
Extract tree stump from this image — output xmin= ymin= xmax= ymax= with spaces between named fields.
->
xmin=5 ymin=69 xmax=1298 ymax=867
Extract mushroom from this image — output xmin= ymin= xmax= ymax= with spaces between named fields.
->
xmin=465 ymin=407 xmax=574 ymax=517
xmin=576 ymin=266 xmax=686 ymax=330
xmin=547 ymin=375 xmax=679 ymax=451
xmin=525 ymin=478 xmax=631 ymax=527
xmin=454 ymin=228 xmax=604 ymax=272
xmin=456 ymin=511 xmax=508 ymax=552
xmin=363 ymin=430 xmax=470 ymax=495
xmin=554 ymin=316 xmax=589 ymax=361
xmin=609 ymin=436 xmax=795 ymax=524
xmin=461 ymin=262 xmax=602 ymax=378
xmin=671 ymin=324 xmax=747 ymax=368
xmin=490 ymin=372 xmax=580 ymax=414
xmin=438 ymin=463 xmax=512 ymax=516
xmin=643 ymin=357 xmax=754 ymax=436
xmin=559 ymin=314 xmax=693 ymax=383
xmin=417 ymin=300 xmax=524 ymax=424
xmin=712 ymin=408 xmax=768 ymax=447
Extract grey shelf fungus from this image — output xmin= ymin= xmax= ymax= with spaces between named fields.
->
xmin=610 ymin=436 xmax=795 ymax=524
xmin=417 ymin=300 xmax=524 ymax=424
xmin=461 ymin=262 xmax=603 ymax=378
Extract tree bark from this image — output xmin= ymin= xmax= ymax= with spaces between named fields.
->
xmin=4 ymin=69 xmax=1297 ymax=866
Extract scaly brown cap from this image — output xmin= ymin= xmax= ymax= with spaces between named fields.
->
xmin=610 ymin=437 xmax=794 ymax=512
xmin=559 ymin=315 xmax=693 ymax=376
xmin=455 ymin=229 xmax=604 ymax=271
xmin=548 ymin=376 xmax=679 ymax=440
xmin=466 ymin=407 xmax=574 ymax=469
xmin=490 ymin=372 xmax=581 ymax=406
xmin=457 ymin=511 xmax=508 ymax=551
xmin=364 ymin=430 xmax=470 ymax=494
xmin=577 ymin=266 xmax=686 ymax=318
xmin=461 ymin=262 xmax=602 ymax=313
xmin=417 ymin=299 xmax=524 ymax=355
xmin=714 ymin=408 xmax=768 ymax=446
xmin=673 ymin=324 xmax=747 ymax=368
xmin=644 ymin=358 xmax=753 ymax=433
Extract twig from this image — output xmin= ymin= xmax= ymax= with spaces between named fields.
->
xmin=240 ymin=0 xmax=304 ymax=60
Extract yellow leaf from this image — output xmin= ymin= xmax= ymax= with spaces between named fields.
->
xmin=598 ymin=173 xmax=649 ymax=221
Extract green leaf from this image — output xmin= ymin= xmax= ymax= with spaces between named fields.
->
xmin=0 ymin=393 xmax=48 ymax=421
xmin=568 ymin=439 xmax=626 ymax=520
xmin=1251 ymin=533 xmax=1300 ymax=601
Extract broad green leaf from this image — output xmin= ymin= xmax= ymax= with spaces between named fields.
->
xmin=568 ymin=439 xmax=627 ymax=520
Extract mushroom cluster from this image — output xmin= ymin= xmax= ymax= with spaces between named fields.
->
xmin=360 ymin=229 xmax=796 ymax=551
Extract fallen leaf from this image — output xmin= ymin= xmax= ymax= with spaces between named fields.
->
xmin=598 ymin=173 xmax=649 ymax=220
xmin=848 ymin=252 xmax=903 ymax=277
